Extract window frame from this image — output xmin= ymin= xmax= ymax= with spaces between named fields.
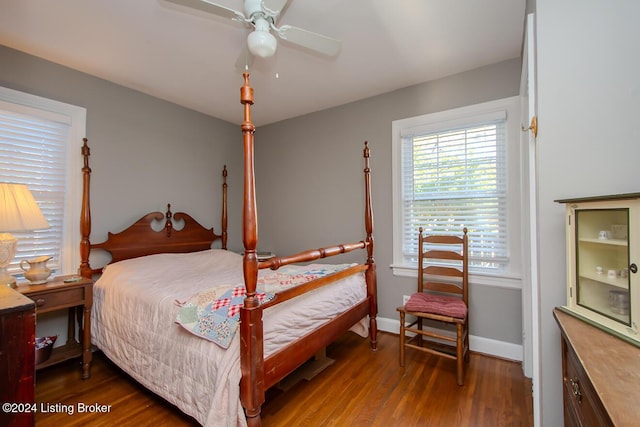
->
xmin=391 ymin=96 xmax=522 ymax=288
xmin=0 ymin=86 xmax=86 ymax=276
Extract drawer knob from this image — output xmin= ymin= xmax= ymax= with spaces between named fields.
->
xmin=35 ymin=298 xmax=45 ymax=307
xmin=569 ymin=377 xmax=582 ymax=404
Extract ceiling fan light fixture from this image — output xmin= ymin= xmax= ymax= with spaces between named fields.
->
xmin=247 ymin=16 xmax=277 ymax=58
xmin=247 ymin=29 xmax=277 ymax=58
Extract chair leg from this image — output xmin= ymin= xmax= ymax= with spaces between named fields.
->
xmin=456 ymin=323 xmax=464 ymax=386
xmin=399 ymin=311 xmax=405 ymax=367
xmin=464 ymin=324 xmax=470 ymax=363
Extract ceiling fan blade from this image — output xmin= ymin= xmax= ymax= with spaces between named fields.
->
xmin=163 ymin=0 xmax=245 ymax=21
xmin=235 ymin=44 xmax=255 ymax=71
xmin=277 ymin=25 xmax=342 ymax=57
xmin=262 ymin=0 xmax=289 ymax=17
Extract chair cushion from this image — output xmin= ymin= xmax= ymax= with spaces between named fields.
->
xmin=405 ymin=292 xmax=467 ymax=319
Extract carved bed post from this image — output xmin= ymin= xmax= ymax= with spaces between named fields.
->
xmin=222 ymin=165 xmax=228 ymax=250
xmin=239 ymin=72 xmax=264 ymax=427
xmin=165 ymin=204 xmax=173 ymax=237
xmin=79 ymin=138 xmax=92 ymax=279
xmin=363 ymin=142 xmax=378 ymax=350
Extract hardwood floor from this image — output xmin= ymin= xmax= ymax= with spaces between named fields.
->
xmin=34 ymin=332 xmax=533 ymax=426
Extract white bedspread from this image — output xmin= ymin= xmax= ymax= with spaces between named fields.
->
xmin=91 ymin=249 xmax=367 ymax=426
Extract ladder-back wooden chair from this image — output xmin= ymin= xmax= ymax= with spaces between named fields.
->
xmin=397 ymin=227 xmax=469 ymax=385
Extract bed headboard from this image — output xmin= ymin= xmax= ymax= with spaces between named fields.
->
xmin=91 ymin=204 xmax=224 ymax=263
xmin=78 ymin=139 xmax=228 ymax=278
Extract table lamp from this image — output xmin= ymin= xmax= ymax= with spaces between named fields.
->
xmin=0 ymin=183 xmax=50 ymax=288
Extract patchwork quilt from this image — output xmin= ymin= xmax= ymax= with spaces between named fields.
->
xmin=176 ymin=263 xmax=353 ymax=348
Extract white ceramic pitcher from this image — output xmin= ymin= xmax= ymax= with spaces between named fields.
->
xmin=20 ymin=255 xmax=52 ymax=284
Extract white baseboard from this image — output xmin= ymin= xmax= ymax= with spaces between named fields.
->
xmin=376 ymin=316 xmax=523 ymax=362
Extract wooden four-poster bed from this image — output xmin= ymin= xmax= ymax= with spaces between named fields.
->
xmin=79 ymin=73 xmax=377 ymax=426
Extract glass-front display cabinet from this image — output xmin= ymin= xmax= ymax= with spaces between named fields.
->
xmin=557 ymin=193 xmax=640 ymax=346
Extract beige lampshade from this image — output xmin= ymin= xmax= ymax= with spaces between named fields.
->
xmin=0 ymin=183 xmax=50 ymax=232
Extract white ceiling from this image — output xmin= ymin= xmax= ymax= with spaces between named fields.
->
xmin=0 ymin=0 xmax=526 ymax=126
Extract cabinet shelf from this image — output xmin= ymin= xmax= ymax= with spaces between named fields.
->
xmin=579 ymin=272 xmax=629 ymax=289
xmin=579 ymin=237 xmax=627 ymax=246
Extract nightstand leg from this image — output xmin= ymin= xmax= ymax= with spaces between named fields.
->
xmin=67 ymin=308 xmax=76 ymax=345
xmin=81 ymin=296 xmax=92 ymax=379
xmin=76 ymin=305 xmax=83 ymax=341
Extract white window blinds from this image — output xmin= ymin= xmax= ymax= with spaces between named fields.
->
xmin=0 ymin=106 xmax=69 ymax=276
xmin=400 ymin=113 xmax=507 ymax=270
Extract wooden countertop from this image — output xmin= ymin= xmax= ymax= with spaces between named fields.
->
xmin=554 ymin=308 xmax=640 ymax=426
xmin=0 ymin=285 xmax=35 ymax=314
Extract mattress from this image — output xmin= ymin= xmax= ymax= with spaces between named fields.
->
xmin=91 ymin=249 xmax=367 ymax=426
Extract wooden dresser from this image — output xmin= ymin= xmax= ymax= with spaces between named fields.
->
xmin=0 ymin=285 xmax=36 ymax=427
xmin=554 ymin=307 xmax=640 ymax=426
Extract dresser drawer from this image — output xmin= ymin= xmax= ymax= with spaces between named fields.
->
xmin=563 ymin=341 xmax=613 ymax=427
xmin=28 ymin=287 xmax=86 ymax=312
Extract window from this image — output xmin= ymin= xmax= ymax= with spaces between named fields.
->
xmin=392 ymin=97 xmax=521 ymax=283
xmin=0 ymin=86 xmax=86 ymax=277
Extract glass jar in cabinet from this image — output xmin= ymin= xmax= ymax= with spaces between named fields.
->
xmin=556 ymin=193 xmax=640 ymax=346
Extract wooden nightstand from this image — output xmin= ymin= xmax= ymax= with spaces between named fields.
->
xmin=16 ymin=275 xmax=93 ymax=379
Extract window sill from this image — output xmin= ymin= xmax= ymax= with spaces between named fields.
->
xmin=390 ymin=264 xmax=522 ymax=290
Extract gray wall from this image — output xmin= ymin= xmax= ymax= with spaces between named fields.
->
xmin=536 ymin=1 xmax=640 ymax=425
xmin=1 ymin=45 xmax=524 ymax=351
xmin=257 ymin=58 xmax=523 ymax=344
xmin=0 ymin=43 xmax=245 ymax=344
xmin=0 ymin=44 xmax=244 ymax=256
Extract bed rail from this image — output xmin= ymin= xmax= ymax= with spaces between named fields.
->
xmin=260 ymin=264 xmax=368 ymax=309
xmin=258 ymin=241 xmax=368 ymax=270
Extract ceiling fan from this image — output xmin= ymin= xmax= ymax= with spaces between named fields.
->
xmin=164 ymin=0 xmax=342 ymax=66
